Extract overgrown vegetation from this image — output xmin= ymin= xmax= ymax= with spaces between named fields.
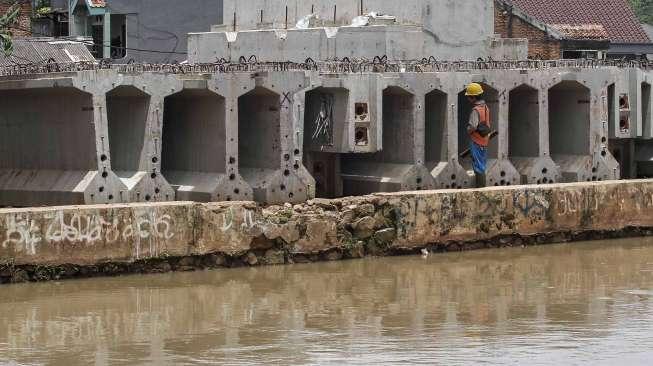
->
xmin=0 ymin=1 xmax=20 ymax=56
xmin=630 ymin=0 xmax=653 ymax=25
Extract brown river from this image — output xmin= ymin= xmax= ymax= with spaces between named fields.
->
xmin=2 ymin=237 xmax=653 ymax=365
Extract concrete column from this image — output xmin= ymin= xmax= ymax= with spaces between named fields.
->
xmin=103 ymin=12 xmax=111 ymax=59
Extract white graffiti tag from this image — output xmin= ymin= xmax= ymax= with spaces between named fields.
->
xmin=2 ymin=214 xmax=42 ymax=255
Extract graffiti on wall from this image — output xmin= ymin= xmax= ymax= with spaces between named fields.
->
xmin=1 ymin=211 xmax=175 ymax=256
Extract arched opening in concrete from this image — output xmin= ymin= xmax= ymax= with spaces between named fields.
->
xmin=509 ymin=84 xmax=539 ymax=158
xmin=0 ymin=87 xmax=96 ymax=171
xmin=374 ymin=86 xmax=415 ymax=163
xmin=303 ymin=87 xmax=349 ymax=198
xmin=106 ymin=86 xmax=149 ymax=174
xmin=238 ymin=87 xmax=281 ymax=172
xmin=548 ymin=81 xmax=591 ymax=156
xmin=425 ymin=89 xmax=448 ymax=164
xmin=643 ymin=82 xmax=651 ymax=134
xmin=457 ymin=83 xmax=499 ymax=169
xmin=162 ymin=89 xmax=226 ymax=187
xmin=341 ymin=86 xmax=415 ymax=196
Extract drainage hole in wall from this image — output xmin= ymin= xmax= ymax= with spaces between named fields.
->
xmin=229 ymin=174 xmax=236 ymax=180
xmin=155 ymin=188 xmax=161 ymax=194
xmin=294 ymin=149 xmax=300 ymax=155
xmin=451 ymin=174 xmax=456 ymax=180
xmin=416 ymin=177 xmax=422 ymax=184
xmin=288 ymin=192 xmax=294 ymax=198
xmin=229 ymin=157 xmax=236 ymax=164
xmin=152 ymin=157 xmax=158 ymax=163
xmin=102 ymin=172 xmax=108 ymax=178
xmin=108 ymin=195 xmax=114 ymax=200
xmin=283 ymin=170 xmax=290 ymax=176
xmin=99 ymin=186 xmax=105 ymax=193
xmin=592 ymin=167 xmax=597 ymax=173
xmin=284 ymin=154 xmax=290 ymax=161
xmin=145 ymin=195 xmax=151 ymax=201
xmin=537 ymin=179 xmax=541 ymax=184
xmin=100 ymin=154 xmax=107 ymax=162
xmin=542 ymin=177 xmax=548 ymax=183
xmin=151 ymin=173 xmax=157 ymax=179
xmin=542 ymin=168 xmax=548 ymax=174
xmin=601 ymin=151 xmax=607 ymax=157
xmin=500 ymin=180 xmax=506 ymax=185
xmin=280 ymin=184 xmax=286 ymax=191
xmin=601 ymin=137 xmax=607 ymax=143
xmin=234 ymin=188 xmax=240 ymax=194
xmin=500 ymin=171 xmax=506 ymax=177
xmin=293 ymin=163 xmax=300 ymax=170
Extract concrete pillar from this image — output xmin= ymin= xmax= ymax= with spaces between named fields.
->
xmin=159 ymin=75 xmax=251 ymax=202
xmin=103 ymin=12 xmax=111 ymax=59
xmin=236 ymin=72 xmax=314 ymax=204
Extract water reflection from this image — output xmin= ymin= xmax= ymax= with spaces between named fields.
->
xmin=2 ymin=238 xmax=653 ymax=365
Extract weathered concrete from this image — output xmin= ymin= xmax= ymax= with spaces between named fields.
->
xmin=2 ymin=179 xmax=653 ymax=283
xmin=0 ymin=65 xmax=633 ymax=205
xmin=191 ymin=0 xmax=527 ymax=62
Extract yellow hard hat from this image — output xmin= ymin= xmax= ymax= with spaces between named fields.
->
xmin=465 ymin=83 xmax=484 ymax=96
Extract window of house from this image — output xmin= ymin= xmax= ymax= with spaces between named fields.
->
xmin=110 ymin=14 xmax=126 ymax=59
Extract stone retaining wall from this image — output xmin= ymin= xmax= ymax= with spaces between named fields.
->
xmin=2 ymin=180 xmax=653 ymax=283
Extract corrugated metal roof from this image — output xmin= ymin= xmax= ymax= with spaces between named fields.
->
xmin=0 ymin=38 xmax=96 ymax=67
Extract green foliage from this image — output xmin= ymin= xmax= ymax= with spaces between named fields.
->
xmin=630 ymin=0 xmax=653 ymax=25
xmin=0 ymin=2 xmax=21 ymax=56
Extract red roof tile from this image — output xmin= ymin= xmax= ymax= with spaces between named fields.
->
xmin=551 ymin=24 xmax=609 ymax=40
xmin=87 ymin=0 xmax=105 ymax=7
xmin=508 ymin=0 xmax=651 ymax=43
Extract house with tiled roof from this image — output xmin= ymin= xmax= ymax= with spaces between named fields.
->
xmin=495 ymin=0 xmax=652 ymax=59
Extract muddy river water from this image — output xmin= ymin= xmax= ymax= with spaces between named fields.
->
xmin=2 ymin=237 xmax=653 ymax=365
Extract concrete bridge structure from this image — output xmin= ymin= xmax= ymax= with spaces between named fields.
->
xmin=0 ymin=0 xmax=650 ymax=207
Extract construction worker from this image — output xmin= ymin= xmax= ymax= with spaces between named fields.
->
xmin=465 ymin=82 xmax=491 ymax=188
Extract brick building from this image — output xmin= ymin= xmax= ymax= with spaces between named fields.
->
xmin=0 ymin=0 xmax=32 ymax=37
xmin=495 ymin=0 xmax=651 ymax=60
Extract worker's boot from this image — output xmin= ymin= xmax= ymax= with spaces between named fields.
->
xmin=475 ymin=173 xmax=486 ymax=188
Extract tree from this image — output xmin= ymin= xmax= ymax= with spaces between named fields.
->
xmin=630 ymin=0 xmax=653 ymax=25
xmin=0 ymin=2 xmax=21 ymax=56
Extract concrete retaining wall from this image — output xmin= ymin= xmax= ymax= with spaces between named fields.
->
xmin=1 ymin=179 xmax=653 ymax=283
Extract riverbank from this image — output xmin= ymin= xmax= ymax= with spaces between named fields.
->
xmin=2 ymin=180 xmax=653 ymax=284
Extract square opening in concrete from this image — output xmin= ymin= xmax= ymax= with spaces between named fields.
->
xmin=458 ymin=83 xmax=499 ymax=166
xmin=548 ymin=81 xmax=591 ymax=156
xmin=238 ymin=87 xmax=281 ymax=171
xmin=0 ymin=87 xmax=96 ymax=171
xmin=509 ymin=84 xmax=539 ymax=157
xmin=162 ymin=89 xmax=226 ymax=179
xmin=425 ymin=89 xmax=447 ymax=164
xmin=107 ymin=86 xmax=149 ymax=174
xmin=643 ymin=82 xmax=651 ymax=134
xmin=304 ymin=87 xmax=349 ymax=149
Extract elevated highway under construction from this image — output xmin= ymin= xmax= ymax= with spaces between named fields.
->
xmin=0 ymin=0 xmax=651 ymax=207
